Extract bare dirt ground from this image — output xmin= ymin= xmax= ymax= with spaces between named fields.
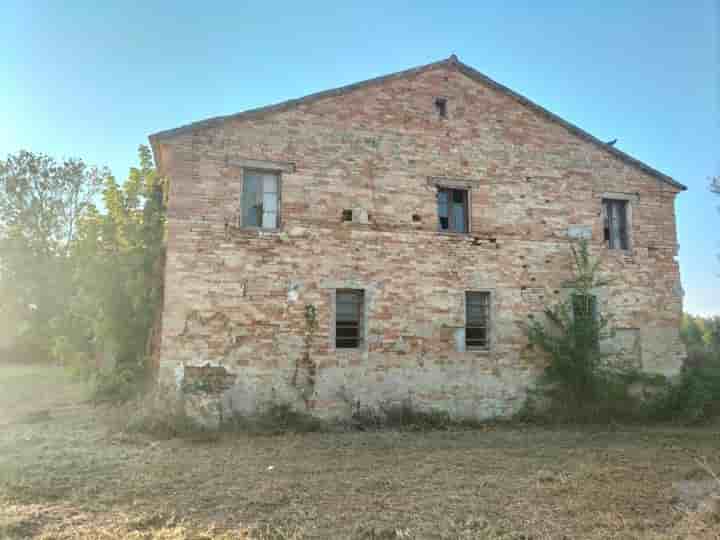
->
xmin=0 ymin=362 xmax=718 ymax=539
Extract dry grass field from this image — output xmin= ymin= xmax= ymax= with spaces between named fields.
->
xmin=0 ymin=362 xmax=718 ymax=539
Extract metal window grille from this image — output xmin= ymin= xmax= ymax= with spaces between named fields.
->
xmin=465 ymin=291 xmax=490 ymax=349
xmin=336 ymin=290 xmax=364 ymax=348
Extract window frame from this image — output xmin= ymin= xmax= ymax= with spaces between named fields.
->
xmin=434 ymin=96 xmax=448 ymax=118
xmin=571 ymin=292 xmax=600 ymax=348
xmin=240 ymin=168 xmax=282 ymax=230
xmin=600 ymin=193 xmax=637 ymax=252
xmin=464 ymin=290 xmax=492 ymax=351
xmin=334 ymin=289 xmax=365 ymax=350
xmin=437 ymin=186 xmax=470 ymax=234
xmin=602 ymin=198 xmax=629 ymax=251
xmin=571 ymin=293 xmax=598 ymax=322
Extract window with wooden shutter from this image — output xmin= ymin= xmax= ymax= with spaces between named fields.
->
xmin=336 ymin=290 xmax=364 ymax=349
xmin=465 ymin=291 xmax=490 ymax=350
xmin=241 ymin=170 xmax=279 ymax=229
xmin=437 ymin=188 xmax=468 ymax=233
xmin=602 ymin=199 xmax=629 ymax=250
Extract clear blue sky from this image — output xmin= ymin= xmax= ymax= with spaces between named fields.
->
xmin=2 ymin=1 xmax=718 ymax=315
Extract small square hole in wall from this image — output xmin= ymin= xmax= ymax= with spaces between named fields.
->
xmin=434 ymin=97 xmax=447 ymax=118
xmin=342 ymin=209 xmax=353 ymax=222
xmin=412 ymin=213 xmax=421 ymax=222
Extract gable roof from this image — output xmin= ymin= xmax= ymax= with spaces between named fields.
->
xmin=149 ymin=55 xmax=686 ymax=191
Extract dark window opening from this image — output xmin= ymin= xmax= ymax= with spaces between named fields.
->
xmin=602 ymin=199 xmax=629 ymax=250
xmin=437 ymin=188 xmax=468 ymax=233
xmin=336 ymin=289 xmax=364 ymax=349
xmin=466 ymin=291 xmax=490 ymax=349
xmin=342 ymin=209 xmax=353 ymax=222
xmin=572 ymin=293 xmax=599 ymax=347
xmin=572 ymin=294 xmax=597 ymax=322
xmin=241 ymin=171 xmax=279 ymax=229
xmin=434 ymin=97 xmax=447 ymax=118
xmin=412 ymin=213 xmax=421 ymax=222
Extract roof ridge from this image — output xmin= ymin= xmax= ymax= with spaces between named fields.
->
xmin=149 ymin=55 xmax=686 ymax=191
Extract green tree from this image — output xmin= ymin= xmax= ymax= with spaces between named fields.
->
xmin=0 ymin=151 xmax=106 ymax=356
xmin=525 ymin=239 xmax=620 ymax=421
xmin=64 ymin=145 xmax=166 ymax=381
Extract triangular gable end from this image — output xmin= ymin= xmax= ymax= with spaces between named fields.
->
xmin=149 ymin=55 xmax=686 ymax=191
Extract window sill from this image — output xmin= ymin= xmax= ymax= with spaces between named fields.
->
xmin=235 ymin=226 xmax=283 ymax=235
xmin=604 ymin=247 xmax=635 ymax=259
xmin=436 ymin=231 xmax=471 ymax=237
xmin=466 ymin=348 xmax=491 ymax=354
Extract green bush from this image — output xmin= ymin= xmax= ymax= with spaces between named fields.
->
xmin=522 ymin=239 xmax=720 ymax=424
xmin=90 ymin=362 xmax=148 ymax=404
xmin=644 ymin=365 xmax=720 ymax=423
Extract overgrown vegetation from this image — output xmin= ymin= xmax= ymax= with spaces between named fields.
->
xmin=224 ymin=403 xmax=325 ymax=434
xmin=0 ymin=147 xmax=166 ymax=400
xmin=525 ymin=239 xmax=623 ymax=422
xmin=0 ymin=151 xmax=105 ymax=359
xmin=646 ymin=314 xmax=720 ymax=423
xmin=525 ymin=239 xmax=720 ymax=425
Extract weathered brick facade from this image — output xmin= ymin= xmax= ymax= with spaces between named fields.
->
xmin=150 ymin=56 xmax=686 ymax=421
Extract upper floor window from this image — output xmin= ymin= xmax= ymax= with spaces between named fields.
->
xmin=438 ymin=188 xmax=468 ymax=233
xmin=242 ymin=170 xmax=279 ymax=229
xmin=466 ymin=291 xmax=490 ymax=350
xmin=434 ymin=97 xmax=448 ymax=118
xmin=602 ymin=198 xmax=628 ymax=250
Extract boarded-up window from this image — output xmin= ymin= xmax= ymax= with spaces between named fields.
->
xmin=466 ymin=291 xmax=490 ymax=349
xmin=242 ymin=171 xmax=279 ymax=229
xmin=438 ymin=188 xmax=468 ymax=233
xmin=602 ymin=199 xmax=628 ymax=250
xmin=336 ymin=290 xmax=364 ymax=349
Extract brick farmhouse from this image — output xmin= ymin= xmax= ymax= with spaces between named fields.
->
xmin=149 ymin=55 xmax=686 ymax=421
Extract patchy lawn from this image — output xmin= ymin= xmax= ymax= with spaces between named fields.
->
xmin=0 ymin=362 xmax=718 ymax=539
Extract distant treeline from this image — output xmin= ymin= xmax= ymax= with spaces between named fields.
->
xmin=681 ymin=313 xmax=720 ymax=368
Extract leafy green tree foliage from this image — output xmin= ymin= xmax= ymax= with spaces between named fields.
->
xmin=0 ymin=151 xmax=105 ymax=356
xmin=648 ymin=314 xmax=720 ymax=423
xmin=62 ymin=146 xmax=166 ymax=384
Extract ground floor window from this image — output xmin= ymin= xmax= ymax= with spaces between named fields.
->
xmin=336 ymin=289 xmax=364 ymax=348
xmin=466 ymin=291 xmax=490 ymax=350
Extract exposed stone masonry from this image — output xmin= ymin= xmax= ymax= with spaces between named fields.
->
xmin=150 ymin=57 xmax=686 ymax=421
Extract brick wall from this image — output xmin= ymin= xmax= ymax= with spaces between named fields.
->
xmin=152 ymin=60 xmax=685 ymax=421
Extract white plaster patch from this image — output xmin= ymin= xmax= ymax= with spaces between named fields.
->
xmin=566 ymin=225 xmax=592 ymax=239
xmin=174 ymin=363 xmax=185 ymax=388
xmin=287 ymin=281 xmax=301 ymax=303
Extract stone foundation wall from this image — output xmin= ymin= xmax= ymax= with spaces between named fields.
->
xmin=152 ymin=60 xmax=685 ymax=421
